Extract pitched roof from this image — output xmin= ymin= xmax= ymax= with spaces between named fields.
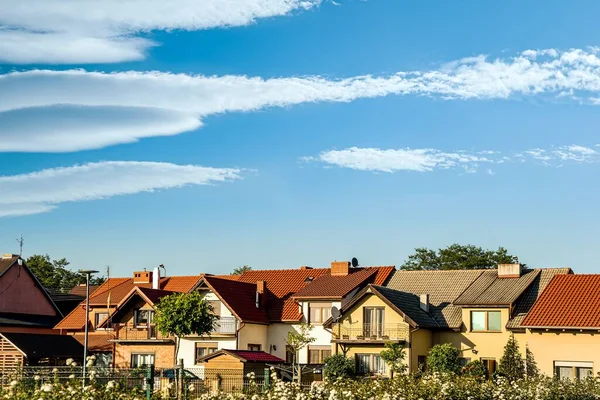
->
xmin=454 ymin=269 xmax=541 ymax=306
xmin=202 ymin=276 xmax=269 ymax=324
xmin=69 ymin=285 xmax=100 ymax=297
xmin=521 ymin=274 xmax=600 ymax=329
xmin=56 ymin=275 xmax=204 ymax=330
xmin=0 ymin=255 xmax=18 ymax=277
xmin=97 ymin=287 xmax=176 ymax=328
xmin=507 ymin=268 xmax=572 ymax=329
xmin=198 ymin=349 xmax=284 ymax=363
xmin=236 ymin=266 xmax=394 ymax=322
xmin=371 ymin=286 xmax=439 ymax=328
xmin=385 ymin=269 xmax=484 ymax=329
xmin=1 ymin=333 xmax=84 ymax=359
xmin=0 ymin=312 xmax=62 ymax=328
xmin=293 ymin=267 xmax=394 ymax=299
xmin=72 ymin=333 xmax=115 ymax=352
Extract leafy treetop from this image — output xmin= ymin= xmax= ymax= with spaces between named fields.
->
xmin=154 ymin=291 xmax=218 ymax=339
xmin=26 ymin=254 xmax=105 ymax=293
xmin=379 ymin=342 xmax=407 ymax=378
xmin=231 ymin=265 xmax=252 ymax=275
xmin=400 ymin=244 xmax=520 ymax=271
xmin=426 ymin=343 xmax=461 ymax=375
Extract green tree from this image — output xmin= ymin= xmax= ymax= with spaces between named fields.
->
xmin=497 ymin=333 xmax=525 ymax=381
xmin=525 ymin=344 xmax=539 ymax=379
xmin=461 ymin=360 xmax=487 ymax=380
xmin=26 ymin=254 xmax=105 ymax=293
xmin=426 ymin=343 xmax=461 ymax=375
xmin=286 ymin=324 xmax=315 ymax=382
xmin=400 ymin=244 xmax=519 ymax=270
xmin=154 ymin=291 xmax=219 ymax=366
xmin=379 ymin=342 xmax=406 ymax=378
xmin=231 ymin=265 xmax=252 ymax=275
xmin=323 ymin=353 xmax=354 ymax=380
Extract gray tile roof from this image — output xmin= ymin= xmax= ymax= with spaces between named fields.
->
xmin=384 ymin=270 xmax=484 ymax=329
xmin=372 ymin=286 xmax=440 ymax=328
xmin=506 ymin=268 xmax=572 ymax=329
xmin=454 ymin=269 xmax=541 ymax=306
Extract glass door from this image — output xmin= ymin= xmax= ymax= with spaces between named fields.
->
xmin=363 ymin=307 xmax=384 ymax=338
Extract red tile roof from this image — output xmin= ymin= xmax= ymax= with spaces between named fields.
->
xmin=200 ymin=349 xmax=284 ymax=363
xmin=202 ymin=276 xmax=269 ymax=324
xmin=72 ymin=333 xmax=115 ymax=352
xmin=293 ymin=267 xmax=393 ymax=298
xmin=522 ymin=274 xmax=600 ymax=329
xmin=237 ymin=266 xmax=395 ymax=322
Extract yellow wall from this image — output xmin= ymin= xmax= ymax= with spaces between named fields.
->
xmin=525 ymin=329 xmax=600 ymax=376
xmin=410 ymin=329 xmax=433 ymax=372
xmin=238 ymin=323 xmax=268 ymax=351
xmin=339 ymin=294 xmax=407 ymax=327
xmin=434 ymin=308 xmax=516 ymax=364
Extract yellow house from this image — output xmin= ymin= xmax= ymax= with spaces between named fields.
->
xmin=327 ymin=265 xmax=571 ymax=377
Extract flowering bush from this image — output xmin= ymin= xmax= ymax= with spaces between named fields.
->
xmin=4 ymin=365 xmax=600 ymax=400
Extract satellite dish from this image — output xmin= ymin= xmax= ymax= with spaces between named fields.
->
xmin=331 ymin=306 xmax=341 ymax=322
xmin=351 ymin=257 xmax=359 ymax=268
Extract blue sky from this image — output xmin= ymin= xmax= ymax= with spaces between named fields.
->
xmin=1 ymin=0 xmax=600 ymax=276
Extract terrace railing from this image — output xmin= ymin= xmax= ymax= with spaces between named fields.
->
xmin=331 ymin=323 xmax=410 ymax=342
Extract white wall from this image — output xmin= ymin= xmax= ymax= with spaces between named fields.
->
xmin=177 ymin=337 xmax=237 ymax=368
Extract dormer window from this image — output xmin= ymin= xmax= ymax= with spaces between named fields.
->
xmin=304 ymin=276 xmax=314 ymax=283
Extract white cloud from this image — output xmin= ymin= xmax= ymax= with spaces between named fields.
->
xmin=308 ymin=144 xmax=600 ymax=173
xmin=4 ymin=48 xmax=600 ymax=152
xmin=0 ymin=161 xmax=241 ymax=217
xmin=0 ymin=0 xmax=321 ymax=64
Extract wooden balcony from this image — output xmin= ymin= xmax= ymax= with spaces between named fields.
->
xmin=331 ymin=323 xmax=409 ymax=343
xmin=112 ymin=323 xmax=173 ymax=342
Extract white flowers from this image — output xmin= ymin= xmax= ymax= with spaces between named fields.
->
xmin=40 ymin=383 xmax=53 ymax=392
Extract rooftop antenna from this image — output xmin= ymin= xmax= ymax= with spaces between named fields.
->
xmin=16 ymin=235 xmax=24 ymax=257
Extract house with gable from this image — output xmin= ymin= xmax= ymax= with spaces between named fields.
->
xmin=182 ymin=261 xmax=394 ymax=373
xmin=326 ymin=264 xmax=570 ymax=377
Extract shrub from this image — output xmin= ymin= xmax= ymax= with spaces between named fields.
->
xmin=379 ymin=341 xmax=407 ymax=377
xmin=497 ymin=333 xmax=525 ymax=381
xmin=323 ymin=353 xmax=354 ymax=380
xmin=461 ymin=359 xmax=487 ymax=380
xmin=426 ymin=343 xmax=461 ymax=374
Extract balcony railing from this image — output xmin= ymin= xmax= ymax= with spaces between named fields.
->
xmin=113 ymin=323 xmax=172 ymax=341
xmin=213 ymin=317 xmax=237 ymax=334
xmin=331 ymin=323 xmax=410 ymax=342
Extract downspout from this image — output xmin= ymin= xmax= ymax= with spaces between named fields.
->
xmin=408 ymin=326 xmax=419 ymax=374
xmin=235 ymin=321 xmax=245 ymax=350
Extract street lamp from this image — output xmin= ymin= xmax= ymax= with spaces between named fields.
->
xmin=79 ymin=269 xmax=98 ymax=386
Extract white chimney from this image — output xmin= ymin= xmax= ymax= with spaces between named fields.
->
xmin=152 ymin=266 xmax=160 ymax=290
xmin=419 ymin=294 xmax=429 ymax=313
xmin=498 ymin=263 xmax=522 ymax=279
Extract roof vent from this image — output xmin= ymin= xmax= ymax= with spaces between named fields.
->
xmin=498 ymin=263 xmax=522 ymax=279
xmin=419 ymin=294 xmax=429 ymax=313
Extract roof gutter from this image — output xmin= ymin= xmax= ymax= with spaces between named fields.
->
xmin=522 ymin=325 xmax=600 ymax=331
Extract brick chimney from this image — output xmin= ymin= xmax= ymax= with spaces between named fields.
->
xmin=256 ymin=281 xmax=267 ymax=309
xmin=331 ymin=261 xmax=351 ymax=276
xmin=133 ymin=270 xmax=153 ymax=284
xmin=498 ymin=263 xmax=522 ymax=279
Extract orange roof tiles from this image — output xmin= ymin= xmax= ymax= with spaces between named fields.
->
xmin=522 ymin=274 xmax=600 ymax=329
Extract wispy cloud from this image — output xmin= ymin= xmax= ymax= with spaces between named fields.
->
xmin=0 ymin=0 xmax=321 ymax=64
xmin=0 ymin=161 xmax=241 ymax=217
xmin=4 ymin=48 xmax=600 ymax=152
xmin=307 ymin=144 xmax=599 ymax=173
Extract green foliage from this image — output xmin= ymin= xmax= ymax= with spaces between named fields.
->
xmin=231 ymin=265 xmax=252 ymax=275
xmin=285 ymin=323 xmax=315 ymax=353
xmin=26 ymin=254 xmax=105 ymax=293
xmin=323 ymin=353 xmax=354 ymax=380
xmin=525 ymin=345 xmax=539 ymax=379
xmin=461 ymin=360 xmax=487 ymax=380
xmin=154 ymin=291 xmax=218 ymax=339
xmin=400 ymin=244 xmax=519 ymax=270
xmin=426 ymin=343 xmax=461 ymax=375
xmin=379 ymin=341 xmax=407 ymax=377
xmin=498 ymin=333 xmax=525 ymax=382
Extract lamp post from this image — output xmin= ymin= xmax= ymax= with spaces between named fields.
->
xmin=79 ymin=269 xmax=98 ymax=386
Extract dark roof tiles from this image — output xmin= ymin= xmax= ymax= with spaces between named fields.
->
xmin=454 ymin=269 xmax=541 ymax=306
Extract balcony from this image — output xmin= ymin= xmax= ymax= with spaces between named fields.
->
xmin=331 ymin=323 xmax=410 ymax=343
xmin=112 ymin=323 xmax=172 ymax=342
xmin=212 ymin=317 xmax=237 ymax=334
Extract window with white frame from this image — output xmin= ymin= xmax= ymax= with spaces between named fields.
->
xmin=554 ymin=361 xmax=594 ymax=380
xmin=356 ymin=354 xmax=386 ymax=375
xmin=130 ymin=353 xmax=154 ymax=367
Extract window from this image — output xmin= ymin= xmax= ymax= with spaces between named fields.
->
xmin=248 ymin=344 xmax=262 ymax=351
xmin=554 ymin=362 xmax=594 ymax=380
xmin=131 ymin=353 xmax=154 ymax=368
xmin=309 ymin=303 xmax=332 ymax=324
xmin=134 ymin=309 xmax=154 ymax=327
xmin=195 ymin=342 xmax=218 ymax=364
xmin=363 ymin=307 xmax=385 ymax=337
xmin=356 ymin=354 xmax=387 ymax=375
xmin=458 ymin=357 xmax=471 ymax=367
xmin=95 ymin=312 xmax=109 ymax=328
xmin=286 ymin=346 xmax=296 ymax=364
xmin=308 ymin=346 xmax=331 ymax=364
xmin=470 ymin=311 xmax=502 ymax=332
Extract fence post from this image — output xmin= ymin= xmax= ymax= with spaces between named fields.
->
xmin=177 ymin=359 xmax=184 ymax=400
xmin=145 ymin=364 xmax=154 ymax=400
xmin=263 ymin=367 xmax=270 ymax=392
